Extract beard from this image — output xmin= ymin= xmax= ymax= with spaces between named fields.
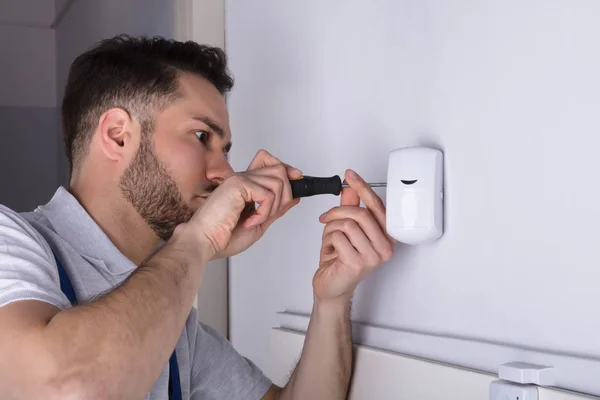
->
xmin=119 ymin=136 xmax=196 ymax=242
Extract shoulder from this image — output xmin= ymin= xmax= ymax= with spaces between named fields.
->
xmin=0 ymin=205 xmax=53 ymax=256
xmin=0 ymin=204 xmax=69 ymax=310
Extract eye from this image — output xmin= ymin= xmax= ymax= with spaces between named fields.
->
xmin=195 ymin=130 xmax=209 ymax=144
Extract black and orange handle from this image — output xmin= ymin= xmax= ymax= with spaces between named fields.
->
xmin=290 ymin=175 xmax=343 ymax=198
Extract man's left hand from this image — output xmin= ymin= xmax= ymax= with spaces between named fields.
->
xmin=313 ymin=169 xmax=396 ymax=303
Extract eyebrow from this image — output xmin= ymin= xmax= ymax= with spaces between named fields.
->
xmin=193 ymin=116 xmax=225 ymax=138
xmin=193 ymin=116 xmax=232 ymax=153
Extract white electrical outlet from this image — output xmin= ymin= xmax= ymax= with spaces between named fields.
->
xmin=490 ymin=380 xmax=538 ymax=400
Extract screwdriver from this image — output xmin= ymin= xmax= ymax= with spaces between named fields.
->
xmin=290 ymin=175 xmax=387 ymax=198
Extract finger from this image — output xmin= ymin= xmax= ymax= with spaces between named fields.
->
xmin=224 ymin=175 xmax=275 ymax=229
xmin=243 ymin=174 xmax=283 ymax=217
xmin=247 ymin=149 xmax=280 ymax=170
xmin=319 ymin=232 xmax=338 ymax=263
xmin=340 ymin=187 xmax=360 ymax=207
xmin=344 ymin=169 xmax=384 ymax=222
xmin=238 ymin=201 xmax=256 ymax=225
xmin=320 ymin=233 xmax=335 ymax=256
xmin=248 ymin=150 xmax=303 ymax=178
xmin=277 ymin=197 xmax=300 ymax=217
xmin=246 ymin=165 xmax=293 ymax=211
xmin=283 ymin=163 xmax=303 ymax=179
xmin=344 ymin=169 xmax=396 ymax=244
xmin=321 ymin=206 xmax=394 ymax=261
xmin=323 ymin=231 xmax=362 ymax=269
xmin=322 ymin=219 xmax=381 ymax=267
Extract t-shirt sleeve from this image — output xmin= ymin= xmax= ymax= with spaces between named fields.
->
xmin=189 ymin=320 xmax=272 ymax=400
xmin=0 ymin=206 xmax=71 ymax=310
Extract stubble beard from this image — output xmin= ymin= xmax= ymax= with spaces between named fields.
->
xmin=119 ymin=136 xmax=195 ymax=242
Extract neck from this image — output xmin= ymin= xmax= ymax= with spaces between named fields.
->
xmin=69 ymin=180 xmax=160 ymax=266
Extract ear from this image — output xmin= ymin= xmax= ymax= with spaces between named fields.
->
xmin=97 ymin=108 xmax=141 ymax=163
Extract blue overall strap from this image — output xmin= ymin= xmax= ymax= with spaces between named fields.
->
xmin=53 ymin=252 xmax=77 ymax=305
xmin=169 ymin=351 xmax=182 ymax=400
xmin=52 ymin=251 xmax=182 ymax=399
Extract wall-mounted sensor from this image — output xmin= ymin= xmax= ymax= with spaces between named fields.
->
xmin=386 ymin=147 xmax=444 ymax=245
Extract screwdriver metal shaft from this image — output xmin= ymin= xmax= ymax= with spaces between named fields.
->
xmin=342 ymin=182 xmax=387 ymax=188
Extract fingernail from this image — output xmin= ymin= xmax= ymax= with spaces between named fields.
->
xmin=319 ymin=212 xmax=327 ymax=220
xmin=347 ymin=169 xmax=358 ymax=179
xmin=293 ymin=168 xmax=303 ymax=176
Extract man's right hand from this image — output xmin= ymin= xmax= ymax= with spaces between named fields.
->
xmin=179 ymin=149 xmax=302 ymax=260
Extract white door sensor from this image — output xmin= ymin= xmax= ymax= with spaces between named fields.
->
xmin=386 ymin=147 xmax=444 ymax=245
xmin=490 ymin=381 xmax=538 ymax=400
xmin=498 ymin=362 xmax=555 ymax=386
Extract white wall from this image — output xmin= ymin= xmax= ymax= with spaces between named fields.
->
xmin=226 ymin=0 xmax=600 ymax=395
xmin=0 ymin=0 xmax=57 ymax=211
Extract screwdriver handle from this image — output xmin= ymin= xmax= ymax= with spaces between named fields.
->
xmin=290 ymin=175 xmax=343 ymax=198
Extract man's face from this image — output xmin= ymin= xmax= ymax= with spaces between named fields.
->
xmin=120 ymin=73 xmax=234 ymax=241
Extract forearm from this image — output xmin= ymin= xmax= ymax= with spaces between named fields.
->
xmin=43 ymin=231 xmax=209 ymax=399
xmin=279 ymin=296 xmax=353 ymax=400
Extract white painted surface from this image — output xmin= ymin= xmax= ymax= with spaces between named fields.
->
xmin=174 ymin=0 xmax=225 ymax=50
xmin=0 ymin=0 xmax=55 ymax=27
xmin=542 ymin=389 xmax=600 ymax=400
xmin=269 ymin=328 xmax=494 ymax=399
xmin=226 ymin=0 xmax=600 ymax=395
xmin=195 ymin=260 xmax=228 ymax=337
xmin=279 ymin=312 xmax=600 ymax=398
xmin=192 ymin=0 xmax=225 ymax=48
xmin=0 ymin=25 xmax=56 ymax=107
xmin=270 ymin=329 xmax=599 ymax=400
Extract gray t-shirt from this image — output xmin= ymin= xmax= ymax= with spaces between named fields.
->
xmin=0 ymin=187 xmax=272 ymax=400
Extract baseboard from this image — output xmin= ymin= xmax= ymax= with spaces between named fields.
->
xmin=268 ymin=328 xmax=599 ymax=400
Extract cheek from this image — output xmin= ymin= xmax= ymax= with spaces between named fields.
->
xmin=157 ymin=140 xmax=207 ymax=193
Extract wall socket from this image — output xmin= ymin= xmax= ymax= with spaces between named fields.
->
xmin=490 ymin=380 xmax=538 ymax=400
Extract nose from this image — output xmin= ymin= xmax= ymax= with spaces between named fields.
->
xmin=205 ymin=153 xmax=234 ymax=185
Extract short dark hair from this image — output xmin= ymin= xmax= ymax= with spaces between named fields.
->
xmin=61 ymin=34 xmax=234 ymax=172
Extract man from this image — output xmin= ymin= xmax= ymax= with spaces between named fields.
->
xmin=0 ymin=35 xmax=395 ymax=399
